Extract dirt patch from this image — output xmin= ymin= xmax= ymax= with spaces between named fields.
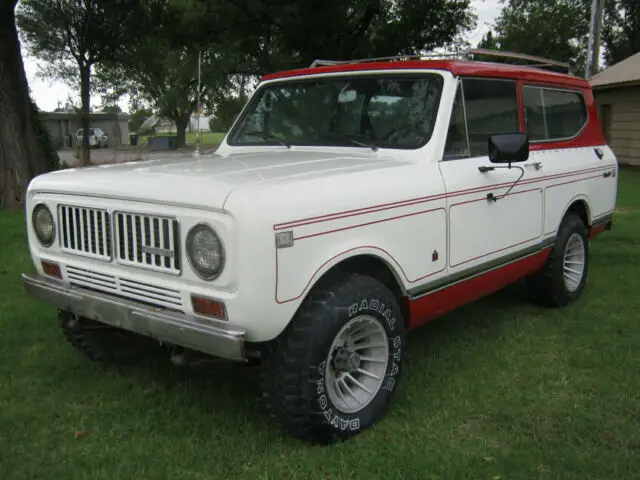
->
xmin=615 ymin=206 xmax=637 ymax=214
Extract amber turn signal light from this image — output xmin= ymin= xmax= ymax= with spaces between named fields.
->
xmin=41 ymin=260 xmax=62 ymax=279
xmin=191 ymin=294 xmax=227 ymax=320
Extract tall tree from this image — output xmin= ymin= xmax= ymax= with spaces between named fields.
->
xmin=478 ymin=0 xmax=640 ymax=74
xmin=201 ymin=0 xmax=477 ymax=75
xmin=477 ymin=0 xmax=591 ymax=74
xmin=0 ymin=0 xmax=55 ymax=209
xmin=107 ymin=1 xmax=232 ymax=147
xmin=16 ymin=0 xmax=155 ymax=165
xmin=602 ymin=0 xmax=640 ymax=66
xmin=104 ymin=0 xmax=477 ymax=146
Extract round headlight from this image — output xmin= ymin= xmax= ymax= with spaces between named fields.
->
xmin=32 ymin=204 xmax=55 ymax=247
xmin=186 ymin=224 xmax=225 ymax=280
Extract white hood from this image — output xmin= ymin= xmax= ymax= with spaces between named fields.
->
xmin=28 ymin=150 xmax=406 ymax=210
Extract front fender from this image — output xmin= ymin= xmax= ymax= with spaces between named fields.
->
xmin=275 ymin=243 xmax=407 ymax=305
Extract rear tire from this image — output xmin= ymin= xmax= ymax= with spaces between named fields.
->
xmin=527 ymin=212 xmax=589 ymax=307
xmin=59 ymin=310 xmax=160 ymax=363
xmin=260 ymin=273 xmax=406 ymax=444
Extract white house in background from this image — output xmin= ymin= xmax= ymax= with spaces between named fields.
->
xmin=591 ymin=51 xmax=640 ymax=166
xmin=189 ymin=114 xmax=214 ymax=132
xmin=152 ymin=113 xmax=216 ymax=134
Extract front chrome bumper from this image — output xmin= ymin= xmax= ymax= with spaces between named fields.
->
xmin=22 ymin=273 xmax=246 ymax=362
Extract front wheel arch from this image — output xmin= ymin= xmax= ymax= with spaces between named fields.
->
xmin=296 ymin=252 xmax=410 ymax=330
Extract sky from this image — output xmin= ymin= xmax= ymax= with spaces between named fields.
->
xmin=20 ymin=0 xmax=503 ymax=114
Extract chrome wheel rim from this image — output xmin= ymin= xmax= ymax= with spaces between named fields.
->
xmin=563 ymin=233 xmax=586 ymax=293
xmin=324 ymin=315 xmax=389 ymax=414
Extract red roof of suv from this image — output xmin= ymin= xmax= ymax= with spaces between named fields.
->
xmin=262 ymin=60 xmax=590 ymax=89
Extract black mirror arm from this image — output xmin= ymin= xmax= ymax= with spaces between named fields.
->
xmin=484 ymin=165 xmax=525 ymax=202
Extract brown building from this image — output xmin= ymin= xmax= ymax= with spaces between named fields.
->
xmin=41 ymin=111 xmax=130 ymax=149
xmin=591 ymin=51 xmax=640 ymax=166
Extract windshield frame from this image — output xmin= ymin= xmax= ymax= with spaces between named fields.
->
xmin=226 ymin=71 xmax=445 ymax=151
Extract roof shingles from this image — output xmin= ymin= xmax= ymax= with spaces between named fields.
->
xmin=590 ymin=51 xmax=640 ymax=89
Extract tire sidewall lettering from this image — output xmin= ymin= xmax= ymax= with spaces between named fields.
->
xmin=313 ymin=294 xmax=404 ymax=433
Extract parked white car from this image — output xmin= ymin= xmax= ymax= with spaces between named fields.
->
xmin=23 ymin=51 xmax=617 ymax=444
xmin=76 ymin=127 xmax=108 ymax=148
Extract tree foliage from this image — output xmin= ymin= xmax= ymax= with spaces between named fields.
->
xmin=602 ymin=0 xmax=640 ymax=66
xmin=478 ymin=0 xmax=640 ymax=75
xmin=110 ymin=0 xmax=477 ymax=143
xmin=16 ymin=0 xmax=157 ymax=164
xmin=198 ymin=0 xmax=477 ymax=75
xmin=477 ymin=0 xmax=591 ymax=74
xmin=103 ymin=0 xmax=233 ymax=147
xmin=128 ymin=108 xmax=154 ymax=134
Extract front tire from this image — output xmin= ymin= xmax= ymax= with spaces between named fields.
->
xmin=528 ymin=212 xmax=589 ymax=307
xmin=260 ymin=273 xmax=406 ymax=444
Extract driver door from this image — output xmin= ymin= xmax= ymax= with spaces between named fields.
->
xmin=439 ymin=78 xmax=544 ymax=275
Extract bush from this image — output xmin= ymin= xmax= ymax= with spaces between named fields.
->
xmin=208 ymin=116 xmax=226 ymax=132
xmin=211 ymin=96 xmax=246 ymax=131
xmin=30 ymin=98 xmax=60 ymax=171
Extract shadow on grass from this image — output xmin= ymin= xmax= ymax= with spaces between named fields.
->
xmin=407 ymin=279 xmax=537 ymax=348
xmin=90 ymin=280 xmax=540 ymax=429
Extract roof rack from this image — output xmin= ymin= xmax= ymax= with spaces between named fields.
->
xmin=309 ymin=48 xmax=572 ymax=75
xmin=309 ymin=52 xmax=465 ymax=68
xmin=468 ymin=48 xmax=572 ymax=74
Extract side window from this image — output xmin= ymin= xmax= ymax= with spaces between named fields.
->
xmin=522 ymin=87 xmax=547 ymax=141
xmin=462 ymin=78 xmax=520 ymax=157
xmin=523 ymin=86 xmax=587 ymax=141
xmin=443 ymin=84 xmax=469 ymax=159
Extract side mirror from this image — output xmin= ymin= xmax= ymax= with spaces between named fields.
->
xmin=488 ymin=132 xmax=529 ymax=165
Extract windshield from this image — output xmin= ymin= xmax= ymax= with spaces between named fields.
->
xmin=228 ymin=74 xmax=443 ymax=150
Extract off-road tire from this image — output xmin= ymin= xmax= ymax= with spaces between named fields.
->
xmin=260 ymin=273 xmax=406 ymax=444
xmin=59 ymin=310 xmax=159 ymax=363
xmin=527 ymin=212 xmax=589 ymax=307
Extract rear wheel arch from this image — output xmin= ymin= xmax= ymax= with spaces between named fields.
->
xmin=563 ymin=197 xmax=591 ymax=228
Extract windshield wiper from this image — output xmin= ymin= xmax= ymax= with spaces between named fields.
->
xmin=345 ymin=138 xmax=379 ymax=152
xmin=317 ymin=134 xmax=379 ymax=152
xmin=244 ymin=131 xmax=291 ymax=149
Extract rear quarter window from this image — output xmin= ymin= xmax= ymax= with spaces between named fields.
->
xmin=522 ymin=86 xmax=587 ymax=141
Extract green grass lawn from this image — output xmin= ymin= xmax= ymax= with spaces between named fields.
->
xmin=1 ymin=170 xmax=640 ymax=479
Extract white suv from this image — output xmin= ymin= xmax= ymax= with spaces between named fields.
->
xmin=76 ymin=127 xmax=108 ymax=148
xmin=23 ymin=53 xmax=618 ymax=443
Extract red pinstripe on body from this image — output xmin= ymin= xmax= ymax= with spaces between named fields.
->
xmin=274 ymin=165 xmax=610 ymax=231
xmin=293 ymin=207 xmax=445 ymax=241
xmin=274 ymin=244 xmax=447 ymax=304
xmin=274 ymin=167 xmax=610 ymax=304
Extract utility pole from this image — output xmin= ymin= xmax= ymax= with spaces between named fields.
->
xmin=194 ymin=50 xmax=202 ymax=158
xmin=585 ymin=0 xmax=605 ymax=79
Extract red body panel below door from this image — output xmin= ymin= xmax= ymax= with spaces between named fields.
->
xmin=408 ymin=248 xmax=552 ymax=329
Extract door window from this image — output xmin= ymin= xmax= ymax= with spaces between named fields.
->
xmin=443 ymin=85 xmax=469 ymax=159
xmin=443 ymin=78 xmax=520 ymax=159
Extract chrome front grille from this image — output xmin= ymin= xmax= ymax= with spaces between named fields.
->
xmin=66 ymin=265 xmax=183 ymax=310
xmin=58 ymin=205 xmax=112 ymax=260
xmin=113 ymin=212 xmax=180 ymax=275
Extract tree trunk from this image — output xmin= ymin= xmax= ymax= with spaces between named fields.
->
xmin=174 ymin=113 xmax=190 ymax=148
xmin=0 ymin=1 xmax=52 ymax=209
xmin=79 ymin=62 xmax=91 ymax=165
